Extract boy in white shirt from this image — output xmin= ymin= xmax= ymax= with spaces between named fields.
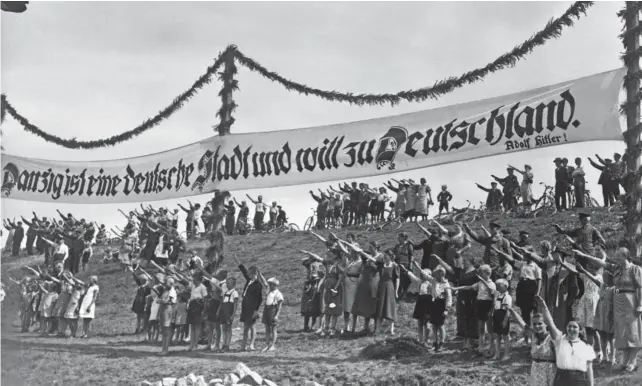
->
xmin=452 ymin=264 xmax=496 ymax=354
xmin=491 ymin=279 xmax=512 ymax=361
xmin=262 ymin=277 xmax=283 ymax=352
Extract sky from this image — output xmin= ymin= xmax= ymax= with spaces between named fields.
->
xmin=0 ymin=1 xmax=629 ymax=245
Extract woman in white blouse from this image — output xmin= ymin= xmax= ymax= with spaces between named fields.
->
xmin=536 ymin=295 xmax=595 ymax=386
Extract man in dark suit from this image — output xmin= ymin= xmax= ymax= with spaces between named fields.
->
xmin=12 ymin=221 xmax=24 ymax=257
xmin=234 ymin=255 xmax=263 ymax=351
xmin=554 ymin=158 xmax=569 ymax=211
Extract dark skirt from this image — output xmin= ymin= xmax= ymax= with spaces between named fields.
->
xmin=516 ymin=279 xmax=538 ymax=311
xmin=323 ymin=286 xmax=343 ymax=316
xmin=553 ymin=369 xmax=589 ymax=386
xmin=206 ymin=298 xmax=221 ymax=323
xmin=430 ymin=297 xmax=447 ymax=326
xmin=301 ymin=280 xmax=323 ymax=317
xmin=187 ymin=299 xmax=205 ymax=325
xmin=131 ymin=292 xmax=147 ymax=315
xmin=412 ymin=294 xmax=432 ymax=321
xmin=456 ymin=297 xmax=478 ymax=338
xmin=492 ymin=309 xmax=510 ymax=335
xmin=475 ymin=299 xmax=493 ymax=322
xmin=262 ymin=304 xmax=278 ymax=326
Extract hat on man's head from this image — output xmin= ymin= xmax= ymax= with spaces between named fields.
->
xmin=578 ymin=212 xmax=592 ymax=219
xmin=614 ymin=153 xmax=621 ymax=158
xmin=501 ymin=229 xmax=511 ymax=235
xmin=519 ymin=230 xmax=530 ymax=236
xmin=604 ymin=159 xmax=613 ymax=164
xmin=489 ymin=221 xmax=501 ymax=229
xmin=554 ymin=157 xmax=562 ymax=163
xmin=267 ymin=277 xmax=280 ymax=286
xmin=491 ymin=181 xmax=498 ymax=185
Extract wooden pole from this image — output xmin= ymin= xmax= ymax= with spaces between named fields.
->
xmin=217 ymin=45 xmax=237 ymax=136
xmin=623 ymin=1 xmax=642 ymax=258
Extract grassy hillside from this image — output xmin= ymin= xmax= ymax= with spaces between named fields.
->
xmin=2 ymin=208 xmax=640 ymax=386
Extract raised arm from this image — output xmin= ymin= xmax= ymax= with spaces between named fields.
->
xmin=572 ymin=249 xmax=611 ymax=268
xmin=300 ymin=250 xmax=324 ymax=263
xmin=430 ymin=219 xmax=448 ymax=235
xmin=431 ymin=254 xmax=455 ymax=275
xmin=595 ymin=154 xmax=606 ymax=166
xmin=476 ymin=183 xmax=491 ymax=193
xmin=508 ymin=165 xmax=524 ymax=175
xmin=177 ymin=204 xmax=190 ymax=214
xmin=575 ymin=263 xmax=603 ymax=287
xmin=246 ymin=194 xmax=258 ymax=204
xmin=309 ymin=191 xmax=320 ymax=202
xmin=491 ymin=246 xmax=515 ymax=264
xmin=588 ymin=158 xmax=604 ymax=171
xmin=463 ymin=224 xmax=484 ymax=244
xmin=535 ymin=295 xmax=563 ymax=340
xmin=57 ymin=210 xmax=69 ymax=222
xmin=308 ymin=230 xmax=328 ymax=245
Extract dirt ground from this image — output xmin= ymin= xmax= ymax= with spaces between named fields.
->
xmin=2 ymin=209 xmax=640 ymax=385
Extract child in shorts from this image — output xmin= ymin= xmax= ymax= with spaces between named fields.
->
xmin=452 ymin=264 xmax=496 ymax=354
xmin=217 ymin=277 xmax=238 ymax=352
xmin=491 ymin=279 xmax=511 ymax=360
xmin=262 ymin=277 xmax=284 ymax=352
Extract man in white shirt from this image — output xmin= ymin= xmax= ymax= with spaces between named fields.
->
xmin=53 ymin=238 xmax=69 ymax=265
xmin=247 ymin=194 xmax=268 ymax=230
xmin=571 ymin=157 xmax=586 ymax=208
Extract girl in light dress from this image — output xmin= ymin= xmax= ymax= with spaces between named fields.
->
xmin=79 ymin=276 xmax=99 ymax=338
xmin=536 ymin=295 xmax=595 ymax=386
xmin=507 ymin=308 xmax=556 ymax=386
xmin=63 ymin=277 xmax=85 ymax=338
xmin=38 ymin=282 xmax=58 ymax=336
xmin=147 ymin=286 xmax=161 ymax=342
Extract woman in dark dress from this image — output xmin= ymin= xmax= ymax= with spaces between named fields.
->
xmin=346 ymin=241 xmax=381 ymax=335
xmin=131 ymin=271 xmax=151 ymax=334
xmin=375 ymin=251 xmax=400 ymax=335
xmin=455 ymin=257 xmax=480 ymax=349
xmin=300 ymin=256 xmax=325 ymax=332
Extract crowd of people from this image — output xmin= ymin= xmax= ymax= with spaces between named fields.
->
xmin=3 ymin=150 xmax=641 ymax=386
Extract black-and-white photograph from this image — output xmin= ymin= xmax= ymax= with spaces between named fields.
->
xmin=1 ymin=1 xmax=641 ymax=385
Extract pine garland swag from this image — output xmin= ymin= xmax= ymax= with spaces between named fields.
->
xmin=234 ymin=1 xmax=594 ymax=106
xmin=0 ymin=48 xmax=228 ymax=149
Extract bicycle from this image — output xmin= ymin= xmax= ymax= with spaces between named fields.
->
xmin=453 ymin=201 xmax=483 ymax=223
xmin=532 ymin=183 xmax=557 ymax=218
xmin=268 ymin=221 xmax=301 ymax=233
xmin=366 ymin=214 xmax=404 ymax=232
xmin=304 ymin=209 xmax=317 ymax=231
xmin=583 ymin=190 xmax=600 ymax=208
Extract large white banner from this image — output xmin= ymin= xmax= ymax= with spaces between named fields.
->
xmin=1 ymin=68 xmax=626 ymax=204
